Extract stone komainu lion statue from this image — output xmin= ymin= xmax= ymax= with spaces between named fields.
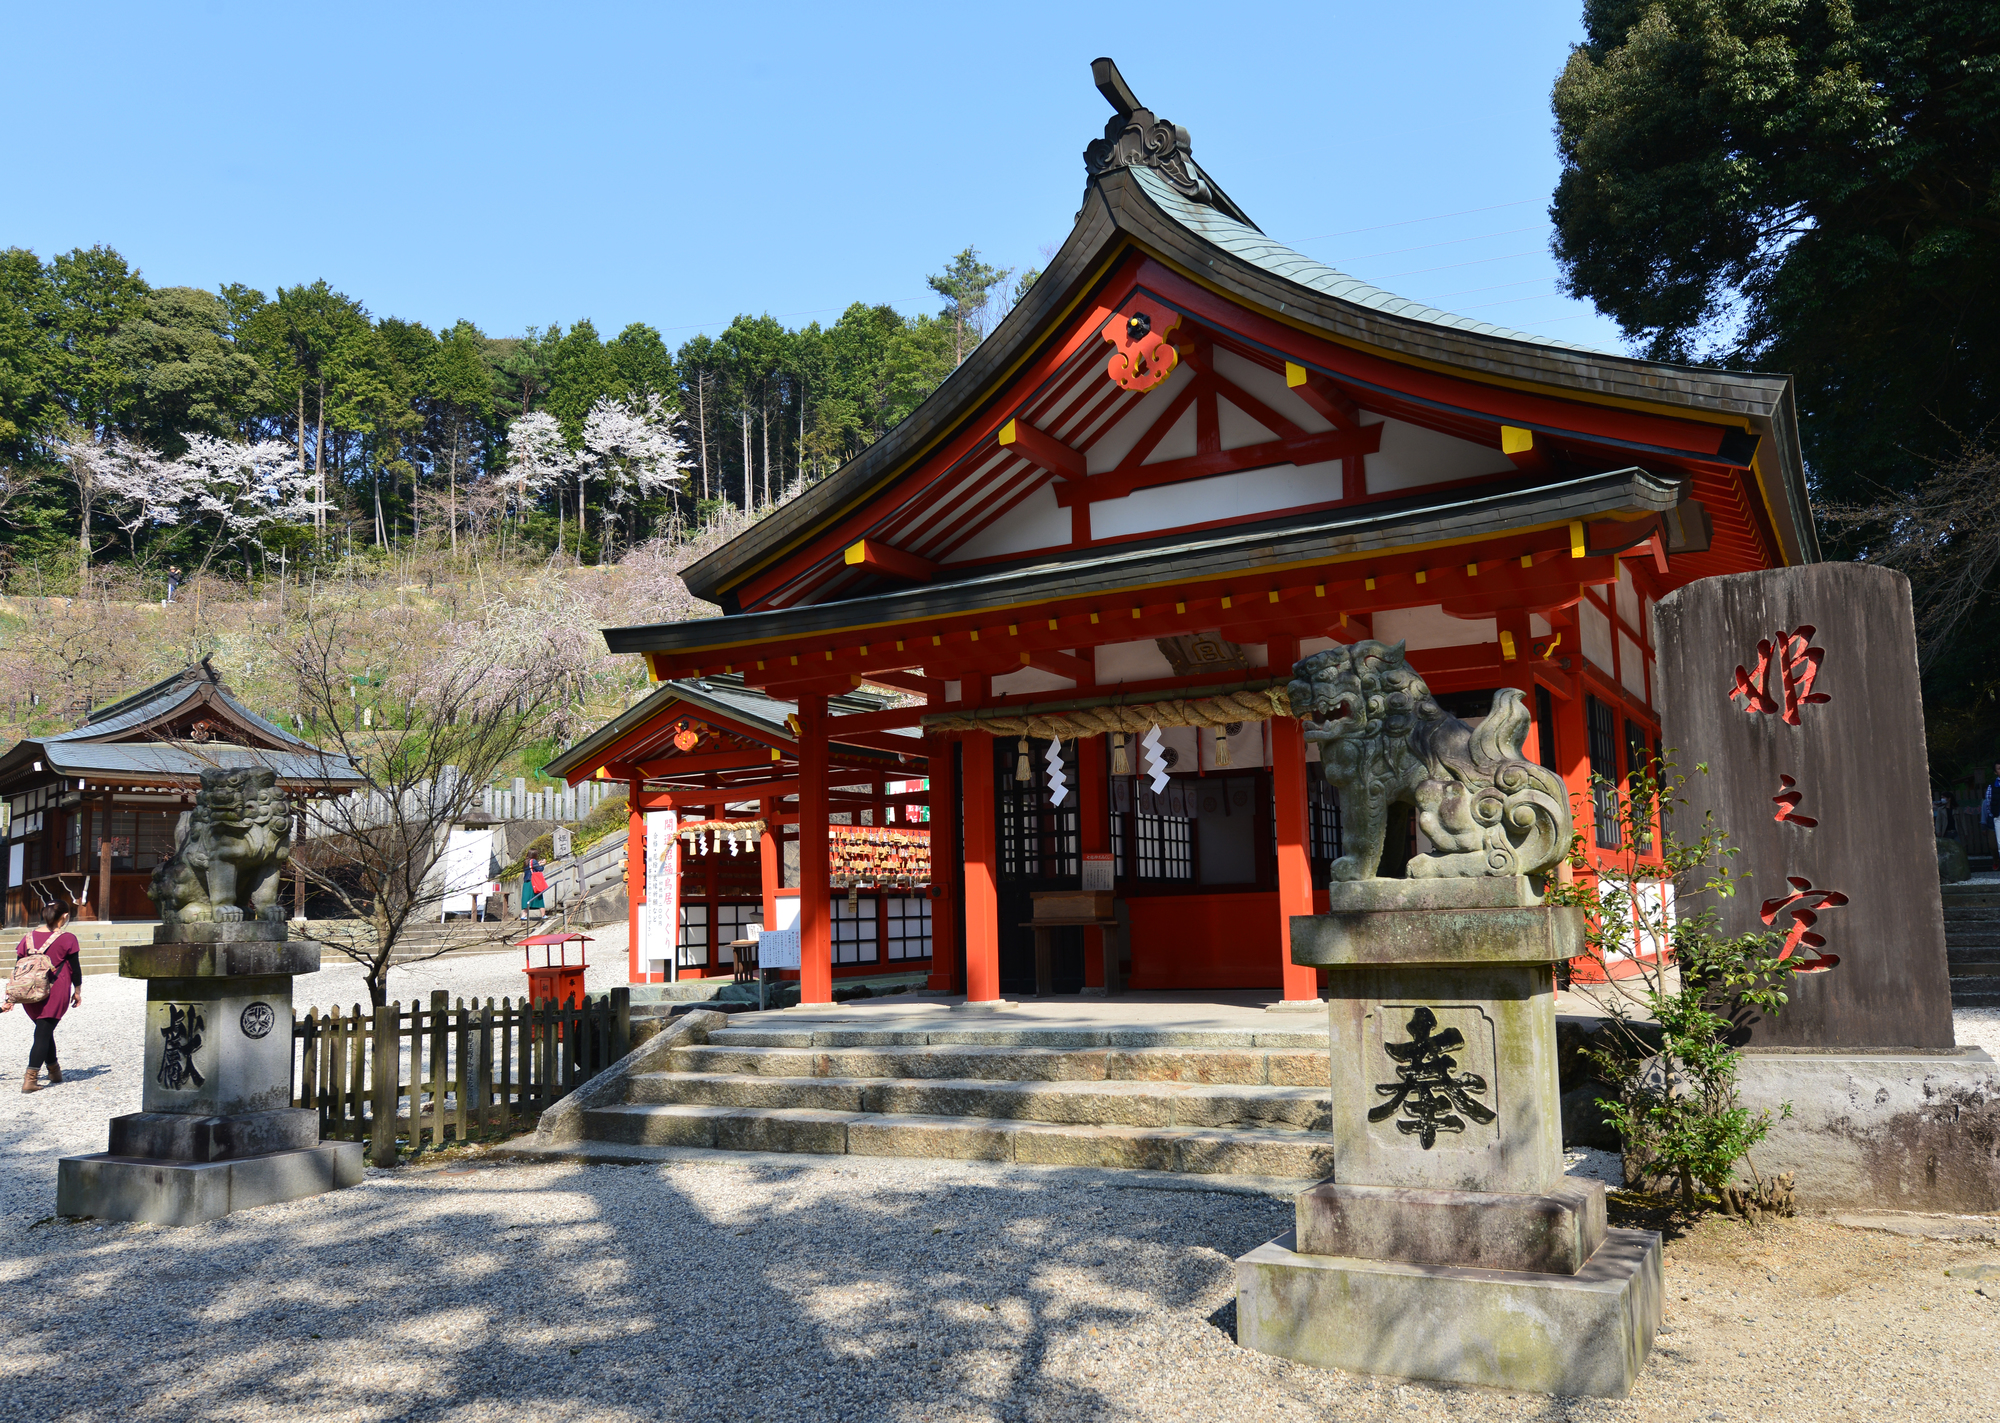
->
xmin=1287 ymin=641 xmax=1571 ymax=881
xmin=149 ymin=767 xmax=293 ymax=923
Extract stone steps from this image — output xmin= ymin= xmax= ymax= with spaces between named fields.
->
xmin=629 ymin=1070 xmax=1331 ymax=1130
xmin=667 ymin=1042 xmax=1330 ymax=1087
xmin=551 ymin=1018 xmax=1339 ymax=1178
xmin=579 ymin=1102 xmax=1338 ymax=1176
xmin=1942 ymin=887 xmax=2000 ymax=1007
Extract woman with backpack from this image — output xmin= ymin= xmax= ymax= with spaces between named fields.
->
xmin=3 ymin=903 xmax=82 ymax=1093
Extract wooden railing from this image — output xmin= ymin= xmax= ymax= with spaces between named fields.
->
xmin=292 ymin=987 xmax=631 ymax=1166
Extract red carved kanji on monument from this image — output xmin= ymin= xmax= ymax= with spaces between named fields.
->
xmin=1759 ymin=876 xmax=1848 ymax=972
xmin=1728 ymin=627 xmax=1829 ymax=725
xmin=1770 ymin=774 xmax=1817 ymax=828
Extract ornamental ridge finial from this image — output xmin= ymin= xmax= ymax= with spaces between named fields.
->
xmin=1083 ymin=58 xmax=1258 ymax=231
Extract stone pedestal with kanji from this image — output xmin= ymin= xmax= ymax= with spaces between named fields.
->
xmin=1234 ymin=878 xmax=1661 ymax=1399
xmin=1654 ymin=564 xmax=2000 ymax=1212
xmin=55 ymin=924 xmax=362 ymax=1226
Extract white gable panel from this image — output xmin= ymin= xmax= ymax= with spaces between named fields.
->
xmin=1096 ymin=639 xmax=1177 ymax=684
xmin=1089 ymin=458 xmax=1344 ymax=540
xmin=1212 ymin=348 xmax=1333 ymax=433
xmin=945 ymin=481 xmax=1069 ymax=562
xmin=1364 ymin=416 xmax=1515 ymax=494
xmin=1217 ymin=395 xmax=1278 ymax=450
xmin=1373 ymin=604 xmax=1497 ymax=650
xmin=992 ymin=665 xmax=1077 ymax=695
xmin=1086 ymin=361 xmax=1194 ymax=472
xmin=1141 ymin=404 xmax=1197 ymax=465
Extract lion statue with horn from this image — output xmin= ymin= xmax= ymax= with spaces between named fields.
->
xmin=1287 ymin=641 xmax=1570 ymax=881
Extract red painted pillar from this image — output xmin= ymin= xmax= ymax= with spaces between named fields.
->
xmin=925 ymin=738 xmax=960 ymax=993
xmin=625 ymin=776 xmax=645 ymax=983
xmin=759 ymin=795 xmax=781 ymax=944
xmin=962 ymin=732 xmax=1002 ymax=1003
xmin=797 ymin=694 xmax=833 ymax=1005
xmin=1270 ymin=636 xmax=1319 ymax=1002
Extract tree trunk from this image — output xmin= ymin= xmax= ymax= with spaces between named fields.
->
xmin=740 ymin=408 xmax=752 ymax=513
xmin=762 ymin=395 xmax=771 ymax=505
xmin=449 ymin=420 xmax=460 ymax=557
xmin=314 ymin=381 xmax=327 ymax=536
xmin=696 ymin=372 xmax=710 ymax=501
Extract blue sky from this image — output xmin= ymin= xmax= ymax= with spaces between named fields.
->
xmin=3 ymin=1 xmax=1624 ymax=352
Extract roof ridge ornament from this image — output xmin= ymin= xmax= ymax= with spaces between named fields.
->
xmin=1083 ymin=58 xmax=1257 ymax=230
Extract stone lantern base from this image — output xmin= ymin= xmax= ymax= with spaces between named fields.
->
xmin=56 ymin=926 xmax=363 ymax=1227
xmin=1236 ymin=879 xmax=1663 ymax=1398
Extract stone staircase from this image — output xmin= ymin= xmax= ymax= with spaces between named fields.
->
xmin=1945 ymin=881 xmax=2000 ymax=1008
xmin=66 ymin=921 xmax=163 ymax=976
xmin=572 ymin=1018 xmax=1340 ymax=1178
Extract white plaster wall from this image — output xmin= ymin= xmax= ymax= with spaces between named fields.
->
xmin=1580 ymin=600 xmax=1614 ymax=674
xmin=1618 ymin=630 xmax=1648 ymax=703
xmin=947 ymin=482 xmax=1069 ymax=562
xmin=1089 ymin=459 xmax=1344 ymax=540
xmin=1362 ymin=416 xmax=1515 ymax=495
xmin=1211 ymin=349 xmax=1333 ymax=433
xmin=1096 ymin=639 xmax=1177 ymax=684
xmin=1217 ymin=396 xmax=1277 ymax=450
xmin=1373 ymin=603 xmax=1498 ymax=650
xmin=1086 ymin=362 xmax=1194 ymax=472
xmin=992 ymin=664 xmax=1078 ymax=695
xmin=1140 ymin=405 xmax=1196 ymax=464
xmin=1615 ymin=562 xmax=1642 ymax=628
xmin=1530 ymin=613 xmax=1552 ymax=637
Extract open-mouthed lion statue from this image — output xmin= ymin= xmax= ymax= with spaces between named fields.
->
xmin=149 ymin=767 xmax=293 ymax=923
xmin=1287 ymin=641 xmax=1570 ymax=881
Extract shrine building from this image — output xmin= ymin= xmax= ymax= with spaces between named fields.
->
xmin=556 ymin=60 xmax=1816 ymax=1006
xmin=0 ymin=661 xmax=364 ymax=926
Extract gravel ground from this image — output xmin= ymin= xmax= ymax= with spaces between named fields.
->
xmin=1 ymin=955 xmax=1996 ymax=1421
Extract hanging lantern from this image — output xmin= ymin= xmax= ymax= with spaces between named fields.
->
xmin=1015 ymin=738 xmax=1032 ymax=783
xmin=1110 ymin=731 xmax=1131 ymax=778
xmin=1212 ymin=724 xmax=1232 ymax=769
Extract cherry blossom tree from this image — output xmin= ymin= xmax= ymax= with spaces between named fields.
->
xmin=499 ymin=410 xmax=576 ymax=549
xmin=577 ymin=393 xmax=686 ymax=557
xmin=171 ymin=434 xmax=324 ymax=577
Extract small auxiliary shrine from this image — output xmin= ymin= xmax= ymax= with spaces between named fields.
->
xmin=556 ymin=59 xmax=1817 ymax=1006
xmin=548 ymin=676 xmax=933 ymax=985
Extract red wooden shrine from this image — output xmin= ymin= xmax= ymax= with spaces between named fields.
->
xmin=554 ymin=62 xmax=1816 ymax=1004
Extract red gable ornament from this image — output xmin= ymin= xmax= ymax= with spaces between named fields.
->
xmin=1103 ymin=308 xmax=1181 ymax=393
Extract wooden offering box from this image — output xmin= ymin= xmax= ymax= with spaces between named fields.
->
xmin=1031 ymin=890 xmax=1117 ymax=923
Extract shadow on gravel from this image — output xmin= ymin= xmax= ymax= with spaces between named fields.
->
xmin=0 ymin=1152 xmax=1304 ymax=1423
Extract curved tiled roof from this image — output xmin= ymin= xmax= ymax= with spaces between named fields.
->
xmin=1128 ymin=167 xmax=1609 ymax=356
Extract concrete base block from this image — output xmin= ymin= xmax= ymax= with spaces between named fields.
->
xmin=1702 ymin=1049 xmax=2000 ymax=1213
xmin=56 ymin=1143 xmax=363 ymax=1227
xmin=108 ymin=1108 xmax=320 ymax=1162
xmin=1236 ymin=1227 xmax=1662 ymax=1399
xmin=1296 ymin=1178 xmax=1606 ymax=1275
xmin=951 ymin=1000 xmax=1021 ymax=1012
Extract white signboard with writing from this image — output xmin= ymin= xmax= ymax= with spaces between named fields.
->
xmin=758 ymin=925 xmax=801 ymax=969
xmin=641 ymin=809 xmax=678 ymax=973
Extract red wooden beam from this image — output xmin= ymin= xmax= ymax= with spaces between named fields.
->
xmin=1284 ymin=362 xmax=1364 ymax=430
xmin=1053 ymin=426 xmax=1382 ymax=508
xmin=997 ymin=417 xmax=1085 ymax=480
xmin=1019 ymin=648 xmax=1096 ymax=685
xmin=843 ymin=538 xmax=936 ymax=582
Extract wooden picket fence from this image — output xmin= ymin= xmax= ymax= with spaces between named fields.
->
xmin=292 ymin=987 xmax=631 ymax=1166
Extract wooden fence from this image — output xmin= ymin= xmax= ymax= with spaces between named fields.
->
xmin=293 ymin=987 xmax=631 ymax=1166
